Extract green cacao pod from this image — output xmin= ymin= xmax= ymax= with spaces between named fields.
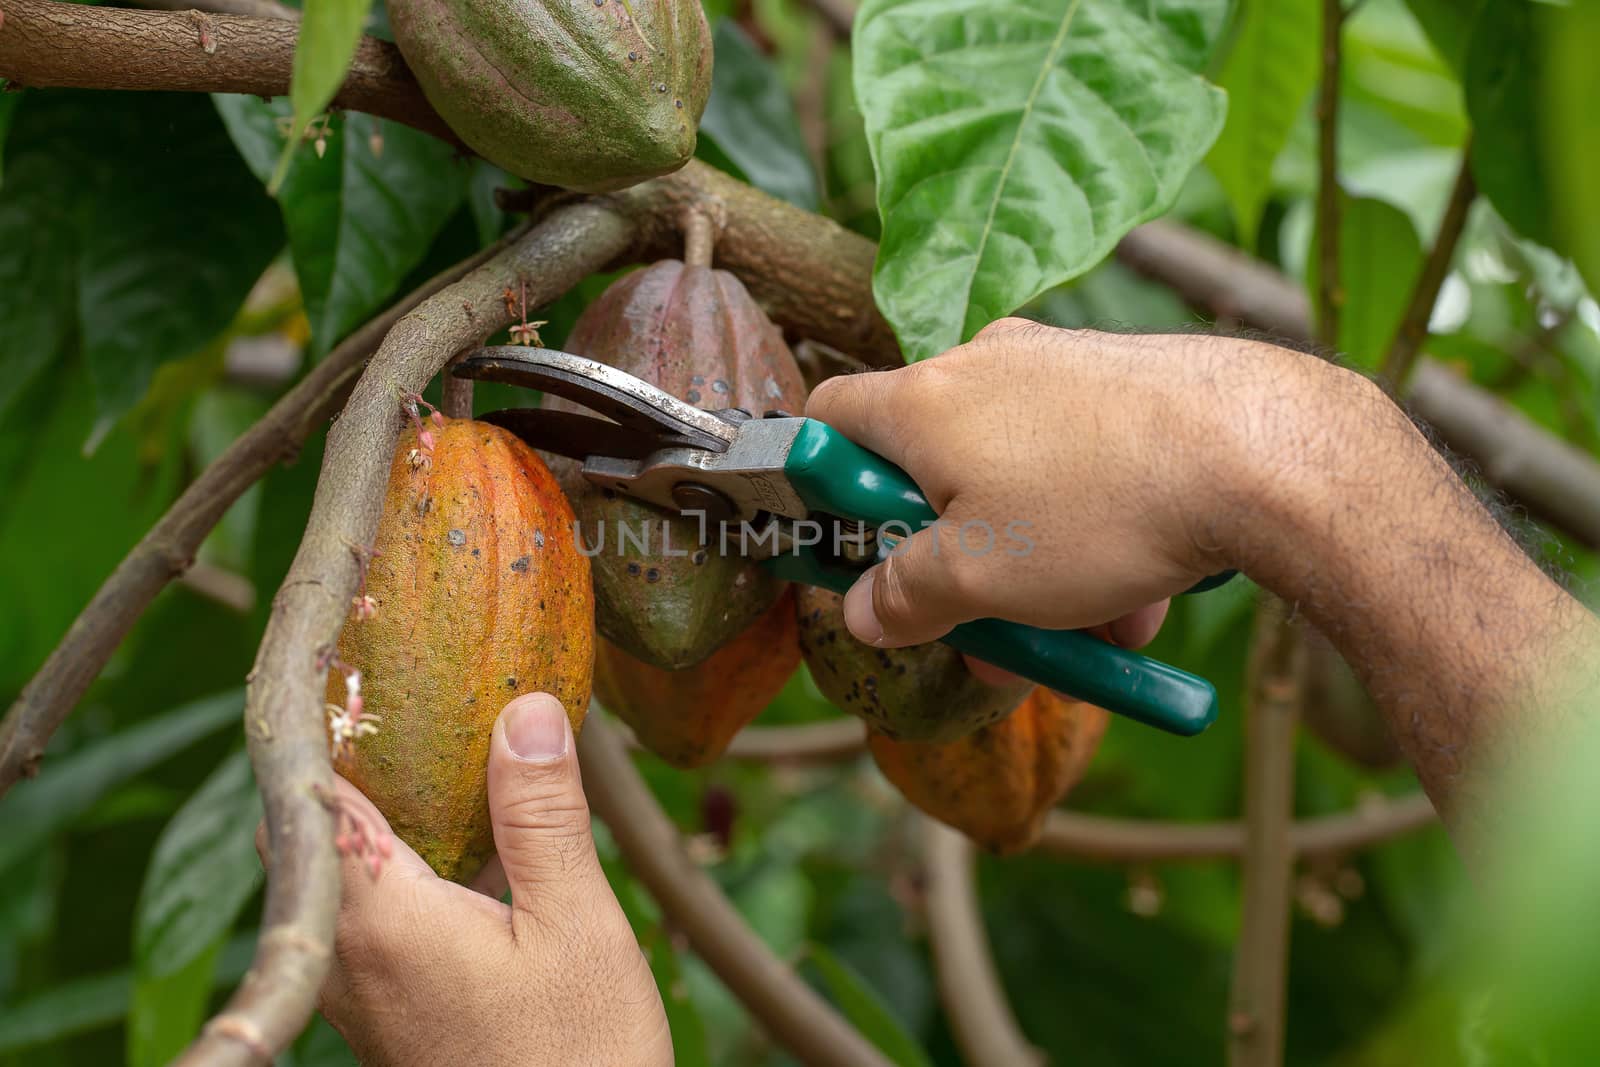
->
xmin=327 ymin=417 xmax=595 ymax=883
xmin=387 ymin=0 xmax=712 ymax=191
xmin=869 ymin=688 xmax=1109 ymax=854
xmin=796 ymin=586 xmax=1029 ymax=743
xmin=546 ymin=259 xmax=808 ymax=670
xmin=595 ymin=587 xmax=801 ymax=768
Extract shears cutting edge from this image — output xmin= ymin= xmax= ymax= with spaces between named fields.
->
xmin=453 ymin=347 xmax=1226 ymax=738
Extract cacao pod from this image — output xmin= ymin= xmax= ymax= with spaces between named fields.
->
xmin=548 ymin=259 xmax=808 ymax=669
xmin=327 ymin=418 xmax=595 ymax=883
xmin=796 ymin=586 xmax=1028 ymax=743
xmin=869 ymin=688 xmax=1109 ymax=854
xmin=1303 ymin=628 xmax=1402 ymax=769
xmin=595 ymin=587 xmax=801 ymax=768
xmin=387 ymin=0 xmax=712 ymax=191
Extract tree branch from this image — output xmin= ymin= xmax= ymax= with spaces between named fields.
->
xmin=130 ymin=0 xmax=298 ymax=22
xmin=1379 ymin=143 xmax=1477 ymax=386
xmin=1033 ymin=791 xmax=1436 ymax=863
xmin=580 ymin=716 xmax=895 ymax=1067
xmin=922 ymin=818 xmax=1043 ymax=1067
xmin=0 ymin=233 xmax=524 ymax=795
xmin=0 ymin=0 xmax=457 ymax=144
xmin=803 ymin=0 xmax=855 ymax=39
xmin=1227 ymin=601 xmax=1307 ymax=1067
xmin=174 ymin=207 xmax=631 ymax=1067
xmin=1116 ymin=221 xmax=1600 ymax=549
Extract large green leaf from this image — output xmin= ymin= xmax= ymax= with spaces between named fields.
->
xmin=807 ymin=944 xmax=934 ymax=1067
xmin=1463 ymin=0 xmax=1552 ymax=249
xmin=698 ymin=19 xmax=821 ymax=210
xmin=1305 ymin=195 xmax=1425 ymax=370
xmin=1206 ymin=0 xmax=1321 ymax=248
xmin=215 ymin=95 xmax=468 ymax=353
xmin=854 ymin=0 xmax=1230 ymax=361
xmin=1404 ymin=0 xmax=1486 ymax=74
xmin=0 ymin=90 xmax=18 ymax=189
xmin=127 ymin=936 xmax=226 ymax=1067
xmin=275 ymin=0 xmax=377 ymax=190
xmin=1541 ymin=1 xmax=1600 ymax=298
xmin=0 ymin=690 xmax=241 ymax=872
xmin=133 ymin=749 xmax=263 ymax=979
xmin=0 ymin=92 xmax=280 ymax=423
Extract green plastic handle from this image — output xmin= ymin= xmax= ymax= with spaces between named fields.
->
xmin=774 ymin=420 xmax=1219 ymax=737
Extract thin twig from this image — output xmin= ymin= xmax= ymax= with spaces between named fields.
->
xmin=1314 ymin=0 xmax=1344 ymax=345
xmin=681 ymin=205 xmax=716 ymax=268
xmin=175 ymin=207 xmax=631 ymax=1067
xmin=440 ymin=352 xmax=474 ymax=419
xmin=922 ymin=818 xmax=1044 ymax=1067
xmin=1033 ymin=791 xmax=1436 ymax=863
xmin=1378 ymin=143 xmax=1477 ymax=386
xmin=795 ymin=20 xmax=833 ymax=175
xmin=579 ymin=716 xmax=895 ymax=1067
xmin=0 ymin=234 xmax=522 ymax=794
xmin=804 ymin=0 xmax=855 ymax=39
xmin=1227 ymin=600 xmax=1307 ymax=1067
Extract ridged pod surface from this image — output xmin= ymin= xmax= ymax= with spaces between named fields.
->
xmin=387 ymin=0 xmax=712 ymax=191
xmin=795 ymin=586 xmax=1028 ymax=743
xmin=327 ymin=418 xmax=595 ymax=883
xmin=594 ymin=587 xmax=800 ymax=768
xmin=869 ymin=689 xmax=1109 ymax=854
xmin=548 ymin=259 xmax=808 ymax=669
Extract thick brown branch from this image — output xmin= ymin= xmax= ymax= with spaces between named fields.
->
xmin=175 ymin=207 xmax=630 ymax=1067
xmin=1227 ymin=601 xmax=1306 ymax=1067
xmin=1033 ymin=791 xmax=1437 ymax=863
xmin=1116 ymin=221 xmax=1600 ymax=549
xmin=1314 ymin=0 xmax=1344 ymax=345
xmin=579 ymin=716 xmax=894 ymax=1067
xmin=0 ymin=0 xmax=456 ymax=144
xmin=0 ymin=235 xmax=520 ymax=795
xmin=1378 ymin=144 xmax=1476 ymax=386
xmin=922 ymin=818 xmax=1043 ymax=1067
xmin=131 ymin=0 xmax=298 ymax=21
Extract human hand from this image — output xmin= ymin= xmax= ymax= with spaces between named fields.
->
xmin=806 ymin=319 xmax=1315 ymax=647
xmin=258 ymin=693 xmax=671 ymax=1067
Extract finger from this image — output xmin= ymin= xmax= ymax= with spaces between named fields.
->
xmin=842 ymin=518 xmax=984 ymax=647
xmin=486 ymin=693 xmax=612 ymax=939
xmin=804 ymin=367 xmax=922 ymax=463
xmin=1109 ymin=600 xmax=1171 ymax=649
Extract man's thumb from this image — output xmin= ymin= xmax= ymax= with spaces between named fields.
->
xmin=842 ymin=523 xmax=976 ymax=647
xmin=487 ymin=693 xmax=607 ymax=928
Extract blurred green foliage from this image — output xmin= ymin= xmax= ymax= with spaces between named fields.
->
xmin=2 ymin=0 xmax=1598 ymax=1064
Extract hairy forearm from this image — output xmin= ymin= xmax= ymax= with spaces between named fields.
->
xmin=1221 ymin=354 xmax=1600 ymax=833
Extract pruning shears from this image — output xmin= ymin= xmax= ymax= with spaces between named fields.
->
xmin=453 ymin=347 xmax=1229 ymax=738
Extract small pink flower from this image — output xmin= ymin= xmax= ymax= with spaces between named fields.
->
xmin=351 ymin=594 xmax=378 ymax=620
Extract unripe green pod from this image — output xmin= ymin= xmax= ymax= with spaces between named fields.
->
xmin=388 ymin=0 xmax=712 ymax=191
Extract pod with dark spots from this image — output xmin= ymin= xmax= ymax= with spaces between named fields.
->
xmin=546 ymin=259 xmax=808 ymax=669
xmin=386 ymin=0 xmax=712 ymax=191
xmin=326 ymin=417 xmax=595 ymax=883
xmin=869 ymin=688 xmax=1109 ymax=854
xmin=594 ymin=587 xmax=800 ymax=768
xmin=795 ymin=586 xmax=1028 ymax=743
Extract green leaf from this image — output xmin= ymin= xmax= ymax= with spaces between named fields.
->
xmin=0 ymin=90 xmax=19 ymax=189
xmin=1464 ymin=0 xmax=1553 ymax=248
xmin=806 ymin=944 xmax=934 ymax=1067
xmin=276 ymin=0 xmax=377 ymax=191
xmin=1206 ymin=0 xmax=1321 ymax=248
xmin=0 ymin=690 xmax=241 ymax=872
xmin=854 ymin=0 xmax=1230 ymax=361
xmin=1540 ymin=1 xmax=1600 ymax=298
xmin=0 ymin=91 xmax=281 ymax=423
xmin=1305 ymin=195 xmax=1424 ymax=369
xmin=0 ymin=933 xmax=255 ymax=1056
xmin=128 ymin=936 xmax=226 ymax=1067
xmin=216 ymin=96 xmax=468 ymax=352
xmin=1404 ymin=0 xmax=1487 ymax=74
xmin=699 ymin=19 xmax=821 ymax=209
xmin=134 ymin=750 xmax=263 ymax=979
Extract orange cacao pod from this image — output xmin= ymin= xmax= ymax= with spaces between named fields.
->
xmin=594 ymin=587 xmax=801 ymax=768
xmin=327 ymin=417 xmax=595 ymax=882
xmin=869 ymin=689 xmax=1109 ymax=854
xmin=796 ymin=586 xmax=1028 ymax=743
xmin=547 ymin=259 xmax=807 ymax=670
